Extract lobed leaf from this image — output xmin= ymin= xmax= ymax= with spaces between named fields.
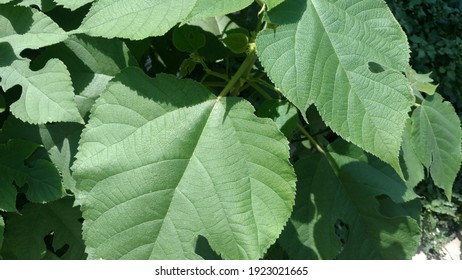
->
xmin=1 ymin=197 xmax=86 ymax=259
xmin=410 ymin=93 xmax=462 ymax=199
xmin=32 ymin=34 xmax=137 ymax=117
xmin=0 ymin=5 xmax=67 ymax=56
xmin=75 ymin=0 xmax=253 ymax=40
xmin=72 ymin=68 xmax=296 ymax=259
xmin=256 ymin=0 xmax=413 ymax=172
xmin=0 ymin=139 xmax=65 ymax=212
xmin=279 ymin=142 xmax=420 ymax=259
xmin=0 ymin=55 xmax=83 ymax=124
xmin=0 ymin=116 xmax=84 ymax=191
xmin=407 ymin=69 xmax=437 ymax=96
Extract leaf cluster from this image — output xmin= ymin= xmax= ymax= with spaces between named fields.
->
xmin=0 ymin=0 xmax=460 ymax=260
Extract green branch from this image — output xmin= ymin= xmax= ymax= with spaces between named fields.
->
xmin=218 ymin=46 xmax=257 ymax=99
xmin=296 ymin=123 xmax=340 ymax=175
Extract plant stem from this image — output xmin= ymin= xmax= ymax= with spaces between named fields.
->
xmin=218 ymin=47 xmax=257 ymax=99
xmin=296 ymin=123 xmax=340 ymax=175
xmin=255 ymin=0 xmax=265 ymax=7
xmin=197 ymin=59 xmax=229 ymax=81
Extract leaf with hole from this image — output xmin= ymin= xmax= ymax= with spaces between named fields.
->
xmin=0 ymin=116 xmax=84 ymax=192
xmin=0 ymin=197 xmax=86 ymax=259
xmin=256 ymin=0 xmax=413 ymax=173
xmin=0 ymin=5 xmax=67 ymax=56
xmin=278 ymin=141 xmax=420 ymax=259
xmin=72 ymin=68 xmax=296 ymax=259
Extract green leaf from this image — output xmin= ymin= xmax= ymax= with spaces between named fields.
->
xmin=410 ymin=93 xmax=462 ymax=199
xmin=0 ymin=139 xmax=65 ymax=206
xmin=32 ymin=34 xmax=137 ymax=117
xmin=173 ymin=25 xmax=206 ymax=53
xmin=189 ymin=16 xmax=239 ymax=36
xmin=407 ymin=69 xmax=438 ymax=96
xmin=0 ymin=177 xmax=16 ymax=212
xmin=75 ymin=0 xmax=253 ymax=40
xmin=184 ymin=0 xmax=254 ymax=22
xmin=0 ymin=55 xmax=83 ymax=124
xmin=222 ymin=32 xmax=249 ymax=54
xmin=400 ymin=119 xmax=425 ymax=189
xmin=262 ymin=0 xmax=285 ymax=10
xmin=15 ymin=0 xmax=57 ymax=12
xmin=72 ymin=68 xmax=296 ymax=259
xmin=53 ymin=0 xmax=94 ymax=10
xmin=256 ymin=0 xmax=413 ymax=172
xmin=279 ymin=143 xmax=420 ymax=259
xmin=0 ymin=116 xmax=84 ymax=192
xmin=0 ymin=5 xmax=67 ymax=56
xmin=256 ymin=100 xmax=297 ymax=139
xmin=1 ymin=197 xmax=86 ymax=259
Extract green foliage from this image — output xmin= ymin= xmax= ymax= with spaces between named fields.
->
xmin=386 ymin=0 xmax=462 ymax=110
xmin=256 ymin=0 xmax=412 ymax=173
xmin=409 ymin=94 xmax=462 ymax=199
xmin=75 ymin=0 xmax=254 ymax=39
xmin=0 ymin=0 xmax=460 ymax=260
xmin=72 ymin=69 xmax=296 ymax=259
xmin=280 ymin=141 xmax=420 ymax=259
xmin=0 ymin=139 xmax=64 ymax=211
xmin=1 ymin=197 xmax=85 ymax=259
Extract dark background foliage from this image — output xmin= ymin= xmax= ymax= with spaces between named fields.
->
xmin=387 ymin=0 xmax=462 ymax=258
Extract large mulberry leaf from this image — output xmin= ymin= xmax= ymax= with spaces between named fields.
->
xmin=256 ymin=0 xmax=413 ymax=172
xmin=74 ymin=0 xmax=253 ymax=39
xmin=72 ymin=68 xmax=296 ymax=259
xmin=279 ymin=141 xmax=420 ymax=259
xmin=410 ymin=94 xmax=462 ymax=199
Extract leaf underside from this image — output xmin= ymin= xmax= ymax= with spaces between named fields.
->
xmin=0 ymin=5 xmax=81 ymax=124
xmin=279 ymin=142 xmax=420 ymax=259
xmin=410 ymin=94 xmax=462 ymax=199
xmin=72 ymin=68 xmax=296 ymax=260
xmin=75 ymin=0 xmax=254 ymax=39
xmin=256 ymin=0 xmax=413 ymax=172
